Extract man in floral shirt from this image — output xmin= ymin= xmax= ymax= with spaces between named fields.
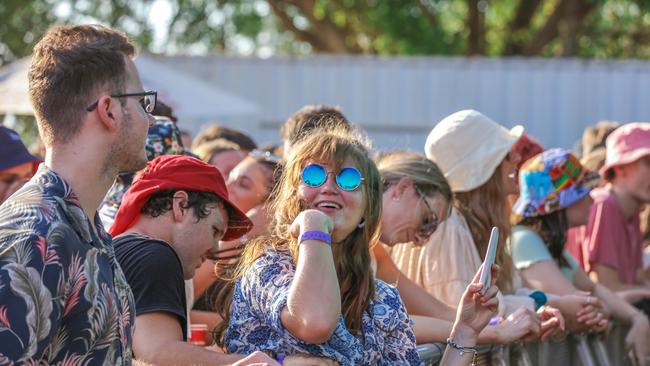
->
xmin=0 ymin=24 xmax=154 ymax=364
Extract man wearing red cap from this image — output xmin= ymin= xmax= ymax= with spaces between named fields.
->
xmin=567 ymin=123 xmax=650 ymax=311
xmin=111 ymin=155 xmax=329 ymax=365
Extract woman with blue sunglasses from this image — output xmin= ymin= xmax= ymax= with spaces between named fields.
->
xmin=214 ymin=128 xmax=499 ymax=365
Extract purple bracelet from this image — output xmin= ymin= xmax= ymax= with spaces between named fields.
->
xmin=299 ymin=230 xmax=332 ymax=245
xmin=276 ymin=354 xmax=285 ymax=364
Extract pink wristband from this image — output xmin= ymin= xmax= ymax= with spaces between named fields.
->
xmin=299 ymin=230 xmax=332 ymax=245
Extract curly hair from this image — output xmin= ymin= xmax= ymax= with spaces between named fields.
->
xmin=141 ymin=189 xmax=223 ymax=220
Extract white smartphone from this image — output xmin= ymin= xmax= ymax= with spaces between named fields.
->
xmin=479 ymin=227 xmax=499 ymax=295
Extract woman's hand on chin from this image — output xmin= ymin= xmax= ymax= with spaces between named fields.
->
xmin=290 ymin=209 xmax=333 ymax=238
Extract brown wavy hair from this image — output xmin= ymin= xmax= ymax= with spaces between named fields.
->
xmin=455 ymin=161 xmax=515 ymax=293
xmin=214 ymin=128 xmax=382 ymax=346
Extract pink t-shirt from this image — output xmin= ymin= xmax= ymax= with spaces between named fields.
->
xmin=566 ymin=187 xmax=643 ymax=285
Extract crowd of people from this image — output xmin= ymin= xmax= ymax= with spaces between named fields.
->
xmin=1 ymin=24 xmax=650 ymax=366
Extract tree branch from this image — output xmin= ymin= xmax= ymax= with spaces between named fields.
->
xmin=287 ymin=0 xmax=362 ymax=53
xmin=559 ymin=0 xmax=596 ymax=56
xmin=521 ymin=0 xmax=566 ymax=56
xmin=416 ymin=0 xmax=439 ymax=28
xmin=268 ymin=1 xmax=332 ymax=52
xmin=522 ymin=0 xmax=596 ymax=56
xmin=466 ymin=0 xmax=486 ymax=55
xmin=503 ymin=0 xmax=543 ymax=55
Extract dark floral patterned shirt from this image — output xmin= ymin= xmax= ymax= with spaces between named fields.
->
xmin=0 ymin=165 xmax=135 ymax=365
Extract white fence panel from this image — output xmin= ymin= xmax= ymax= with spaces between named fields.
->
xmin=161 ymin=55 xmax=650 ymax=153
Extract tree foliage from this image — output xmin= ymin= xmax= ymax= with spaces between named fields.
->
xmin=2 ymin=0 xmax=650 ymax=66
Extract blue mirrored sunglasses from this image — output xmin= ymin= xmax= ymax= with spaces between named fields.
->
xmin=301 ymin=163 xmax=364 ymax=191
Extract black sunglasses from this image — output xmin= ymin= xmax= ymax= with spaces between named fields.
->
xmin=414 ymin=186 xmax=441 ymax=244
xmin=85 ymin=90 xmax=157 ymax=113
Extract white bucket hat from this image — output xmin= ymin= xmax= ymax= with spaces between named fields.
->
xmin=425 ymin=109 xmax=524 ymax=192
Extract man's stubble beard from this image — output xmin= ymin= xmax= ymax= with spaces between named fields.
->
xmin=106 ymin=108 xmax=148 ymax=175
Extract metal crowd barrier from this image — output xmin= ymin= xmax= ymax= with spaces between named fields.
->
xmin=417 ymin=343 xmax=494 ymax=366
xmin=417 ymin=323 xmax=647 ymax=366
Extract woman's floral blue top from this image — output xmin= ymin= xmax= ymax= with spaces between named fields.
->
xmin=0 ymin=166 xmax=135 ymax=365
xmin=225 ymin=249 xmax=422 ymax=366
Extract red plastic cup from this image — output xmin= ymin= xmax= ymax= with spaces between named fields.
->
xmin=189 ymin=324 xmax=208 ymax=346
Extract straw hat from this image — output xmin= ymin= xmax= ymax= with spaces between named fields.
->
xmin=425 ymin=109 xmax=523 ymax=192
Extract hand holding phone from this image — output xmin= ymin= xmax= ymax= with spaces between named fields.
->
xmin=479 ymin=227 xmax=499 ymax=295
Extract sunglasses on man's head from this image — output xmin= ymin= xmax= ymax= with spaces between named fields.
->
xmin=301 ymin=163 xmax=364 ymax=191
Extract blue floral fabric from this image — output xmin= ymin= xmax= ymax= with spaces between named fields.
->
xmin=225 ymin=249 xmax=422 ymax=366
xmin=0 ymin=165 xmax=135 ymax=365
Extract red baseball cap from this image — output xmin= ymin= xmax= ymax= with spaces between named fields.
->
xmin=110 ymin=155 xmax=252 ymax=241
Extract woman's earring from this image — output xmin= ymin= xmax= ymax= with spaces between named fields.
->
xmin=357 ymin=219 xmax=366 ymax=229
xmin=393 ymin=187 xmax=406 ymax=201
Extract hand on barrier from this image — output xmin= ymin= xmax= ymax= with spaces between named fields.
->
xmin=536 ymin=305 xmax=566 ymax=341
xmin=626 ymin=313 xmax=650 ymax=366
xmin=493 ymin=306 xmax=541 ymax=343
xmin=576 ymin=303 xmax=609 ymax=333
xmin=553 ymin=293 xmax=607 ymax=333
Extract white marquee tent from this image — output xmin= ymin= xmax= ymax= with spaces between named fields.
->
xmin=0 ymin=54 xmax=259 ymax=133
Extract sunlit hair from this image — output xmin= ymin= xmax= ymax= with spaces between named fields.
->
xmin=214 ymin=127 xmax=382 ymax=346
xmin=376 ymin=150 xmax=452 ymax=203
xmin=29 ymin=24 xmax=135 ymax=145
xmin=454 ymin=161 xmax=515 ymax=293
xmin=192 ymin=138 xmax=240 ymax=163
xmin=281 ymin=104 xmax=350 ymax=149
xmin=242 ymin=153 xmax=284 ymax=204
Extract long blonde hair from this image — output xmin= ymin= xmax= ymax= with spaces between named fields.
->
xmin=455 ymin=162 xmax=515 ymax=293
xmin=215 ymin=128 xmax=382 ymax=345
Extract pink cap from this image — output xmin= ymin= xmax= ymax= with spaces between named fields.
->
xmin=600 ymin=122 xmax=650 ymax=178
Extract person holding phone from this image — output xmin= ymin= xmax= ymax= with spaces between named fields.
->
xmin=390 ymin=110 xmax=578 ymax=339
xmin=215 ymin=128 xmax=499 ymax=365
xmin=374 ymin=150 xmax=554 ymax=345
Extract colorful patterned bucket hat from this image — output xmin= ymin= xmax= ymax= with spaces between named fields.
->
xmin=145 ymin=116 xmax=184 ymax=161
xmin=513 ymin=148 xmax=600 ymax=217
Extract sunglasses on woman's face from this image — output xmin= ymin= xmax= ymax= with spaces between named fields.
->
xmin=414 ymin=187 xmax=440 ymax=244
xmin=301 ymin=163 xmax=364 ymax=191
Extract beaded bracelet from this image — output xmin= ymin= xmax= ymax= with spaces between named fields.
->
xmin=446 ymin=337 xmax=478 ymax=366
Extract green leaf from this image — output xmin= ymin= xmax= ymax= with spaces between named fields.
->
xmin=5 ymin=262 xmax=53 ymax=361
